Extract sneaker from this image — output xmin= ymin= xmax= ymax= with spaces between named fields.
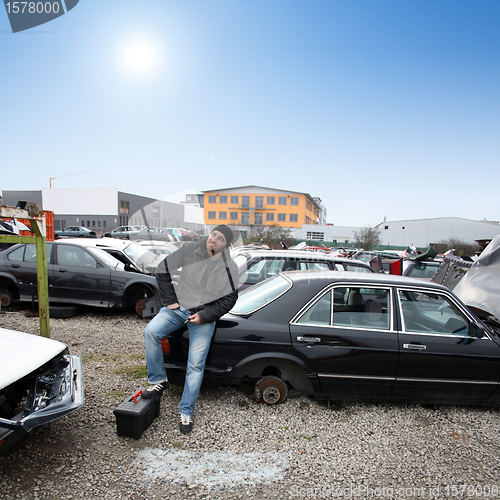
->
xmin=142 ymin=381 xmax=168 ymax=399
xmin=179 ymin=413 xmax=193 ymax=434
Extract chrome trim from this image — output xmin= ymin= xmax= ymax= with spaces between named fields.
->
xmin=399 ymin=331 xmax=481 ymax=340
xmin=396 ymin=377 xmax=497 ymax=385
xmin=290 ymin=282 xmax=394 ymax=331
xmin=318 ymin=373 xmax=395 ymax=381
xmin=395 ymin=284 xmax=483 ymax=334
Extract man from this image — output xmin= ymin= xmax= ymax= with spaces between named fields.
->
xmin=142 ymin=225 xmax=238 ymax=434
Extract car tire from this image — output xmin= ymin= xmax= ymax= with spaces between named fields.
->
xmin=255 ymin=376 xmax=288 ymax=405
xmin=49 ymin=305 xmax=80 ymax=318
xmin=1 ymin=291 xmax=13 ymax=308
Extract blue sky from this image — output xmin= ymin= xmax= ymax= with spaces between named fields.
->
xmin=1 ymin=0 xmax=499 ymax=227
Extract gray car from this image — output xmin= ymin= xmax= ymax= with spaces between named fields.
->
xmin=0 ymin=241 xmax=161 ymax=317
xmin=54 ymin=226 xmax=97 ymax=239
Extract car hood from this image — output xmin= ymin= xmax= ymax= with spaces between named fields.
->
xmin=454 ymin=235 xmax=500 ymax=320
xmin=0 ymin=328 xmax=67 ymax=390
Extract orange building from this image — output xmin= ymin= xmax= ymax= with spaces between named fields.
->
xmin=203 ymin=186 xmax=320 ymax=229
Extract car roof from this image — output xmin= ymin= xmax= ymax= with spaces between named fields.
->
xmin=283 ymin=269 xmax=449 ymax=291
xmin=232 ymin=249 xmax=372 ymax=266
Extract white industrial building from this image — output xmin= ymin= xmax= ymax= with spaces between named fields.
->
xmin=2 ymin=188 xmax=205 ymax=235
xmin=376 ymin=217 xmax=500 ymax=248
xmin=293 ymin=217 xmax=500 ymax=249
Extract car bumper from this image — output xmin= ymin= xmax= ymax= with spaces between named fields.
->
xmin=0 ymin=354 xmax=84 ymax=451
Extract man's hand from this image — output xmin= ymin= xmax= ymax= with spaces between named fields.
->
xmin=167 ymin=303 xmax=180 ymax=310
xmin=187 ymin=313 xmax=201 ymax=324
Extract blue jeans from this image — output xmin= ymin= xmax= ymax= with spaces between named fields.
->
xmin=143 ymin=306 xmax=215 ymax=417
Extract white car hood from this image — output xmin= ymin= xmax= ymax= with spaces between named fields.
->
xmin=0 ymin=328 xmax=67 ymax=390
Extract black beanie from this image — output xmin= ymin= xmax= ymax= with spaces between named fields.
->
xmin=212 ymin=225 xmax=233 ymax=247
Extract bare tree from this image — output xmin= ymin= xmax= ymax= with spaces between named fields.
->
xmin=353 ymin=226 xmax=382 ymax=250
xmin=433 ymin=238 xmax=479 ymax=257
xmin=247 ymin=225 xmax=293 ymax=248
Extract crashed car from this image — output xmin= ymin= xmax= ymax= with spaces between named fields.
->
xmin=0 ymin=328 xmax=84 ymax=452
xmin=453 ymin=235 xmax=500 ymax=324
xmin=161 ymin=271 xmax=500 ymax=406
xmin=0 ymin=241 xmax=161 ymax=317
xmin=61 ymin=237 xmax=166 ymax=275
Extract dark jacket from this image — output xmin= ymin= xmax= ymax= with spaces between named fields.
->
xmin=155 ymin=239 xmax=239 ymax=324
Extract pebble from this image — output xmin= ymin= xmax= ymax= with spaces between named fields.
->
xmin=1 ymin=307 xmax=500 ymax=499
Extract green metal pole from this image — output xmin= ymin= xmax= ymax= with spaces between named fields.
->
xmin=30 ymin=219 xmax=50 ymax=338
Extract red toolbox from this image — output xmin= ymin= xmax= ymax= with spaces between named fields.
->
xmin=113 ymin=389 xmax=162 ymax=439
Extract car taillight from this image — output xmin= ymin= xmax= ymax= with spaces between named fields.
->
xmin=161 ymin=338 xmax=170 ymax=354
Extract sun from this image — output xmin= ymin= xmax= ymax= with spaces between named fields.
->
xmin=118 ymin=35 xmax=161 ymax=80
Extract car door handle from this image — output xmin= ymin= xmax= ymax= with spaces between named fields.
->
xmin=297 ymin=336 xmax=322 ymax=343
xmin=403 ymin=343 xmax=426 ymax=350
xmin=57 ymin=268 xmax=68 ymax=273
xmin=10 ymin=264 xmax=20 ymax=268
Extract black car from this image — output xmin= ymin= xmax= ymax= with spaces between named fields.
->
xmin=161 ymin=271 xmax=500 ymax=406
xmin=0 ymin=241 xmax=161 ymax=317
xmin=231 ymin=249 xmax=373 ymax=290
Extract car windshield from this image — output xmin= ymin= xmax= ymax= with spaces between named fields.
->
xmin=122 ymin=241 xmax=156 ymax=267
xmin=230 ymin=274 xmax=292 ymax=315
xmin=86 ymin=247 xmax=125 ymax=270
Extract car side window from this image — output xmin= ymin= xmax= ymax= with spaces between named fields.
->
xmin=331 ymin=286 xmax=391 ymax=330
xmin=245 ymin=259 xmax=285 ymax=285
xmin=344 ymin=263 xmax=371 ymax=273
xmin=398 ymin=289 xmax=471 ymax=336
xmin=7 ymin=246 xmax=25 ymax=261
xmin=8 ymin=244 xmax=52 ymax=263
xmin=296 ymin=291 xmax=332 ymax=325
xmin=298 ymin=261 xmax=330 ymax=271
xmin=57 ymin=245 xmax=98 ymax=268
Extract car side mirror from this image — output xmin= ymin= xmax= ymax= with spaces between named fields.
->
xmin=472 ymin=323 xmax=486 ymax=338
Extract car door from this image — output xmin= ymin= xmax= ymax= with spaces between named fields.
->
xmin=290 ymin=284 xmax=399 ymax=397
xmin=393 ymin=287 xmax=500 ymax=401
xmin=52 ymin=244 xmax=110 ymax=306
xmin=3 ymin=244 xmax=54 ymax=300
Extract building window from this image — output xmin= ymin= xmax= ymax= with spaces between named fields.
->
xmin=119 ymin=200 xmax=129 ymax=214
xmin=103 ymin=221 xmax=106 ymax=228
xmin=254 ymin=213 xmax=263 ymax=225
xmin=92 ymin=220 xmax=96 ymax=227
xmin=278 ymin=196 xmax=287 ymax=205
xmin=230 ymin=212 xmax=238 ymax=221
xmin=266 ymin=213 xmax=275 ymax=222
xmin=208 ymin=195 xmax=217 ymax=204
xmin=385 ymin=226 xmax=389 ymax=230
xmin=231 ymin=195 xmax=239 ymax=204
xmin=290 ymin=197 xmax=299 ymax=206
xmin=219 ymin=212 xmax=227 ymax=220
xmin=241 ymin=213 xmax=250 ymax=224
xmin=307 ymin=232 xmax=325 ymax=240
xmin=242 ymin=196 xmax=250 ymax=208
xmin=278 ymin=213 xmax=286 ymax=222
xmin=220 ymin=195 xmax=227 ymax=204
xmin=255 ymin=196 xmax=264 ymax=209
xmin=289 ymin=214 xmax=298 ymax=222
xmin=267 ymin=196 xmax=275 ymax=205
xmin=208 ymin=211 xmax=216 ymax=219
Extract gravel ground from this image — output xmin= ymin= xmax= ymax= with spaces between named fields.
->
xmin=2 ymin=306 xmax=500 ymax=500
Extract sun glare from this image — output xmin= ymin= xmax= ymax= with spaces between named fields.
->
xmin=118 ymin=36 xmax=161 ymax=80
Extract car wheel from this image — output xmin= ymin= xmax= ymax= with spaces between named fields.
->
xmin=49 ymin=305 xmax=80 ymax=318
xmin=1 ymin=291 xmax=13 ymax=308
xmin=255 ymin=376 xmax=288 ymax=405
xmin=135 ymin=298 xmax=147 ymax=316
